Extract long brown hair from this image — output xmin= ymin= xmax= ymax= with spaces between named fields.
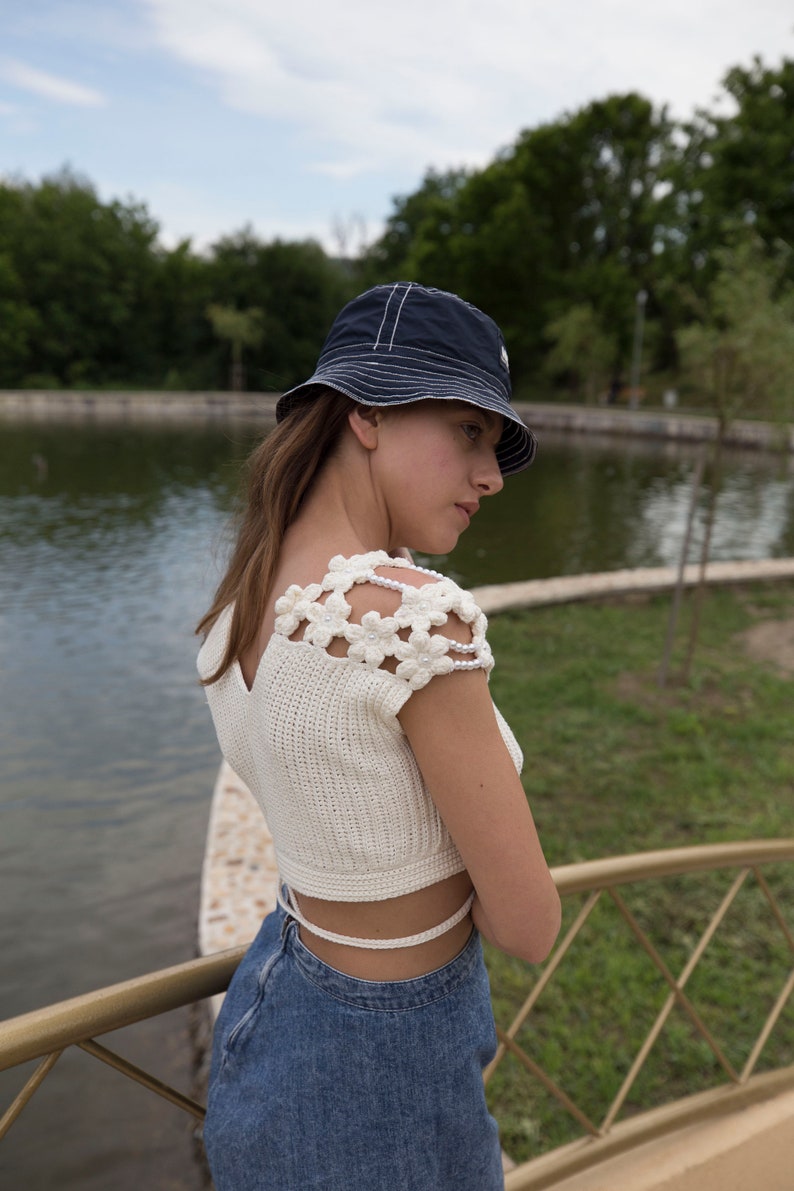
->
xmin=197 ymin=388 xmax=356 ymax=684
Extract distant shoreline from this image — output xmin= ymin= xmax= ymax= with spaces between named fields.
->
xmin=0 ymin=390 xmax=791 ymax=453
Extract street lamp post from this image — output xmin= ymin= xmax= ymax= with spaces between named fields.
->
xmin=629 ymin=288 xmax=648 ymax=409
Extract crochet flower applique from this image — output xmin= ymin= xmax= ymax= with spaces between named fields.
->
xmin=274 ymin=583 xmax=323 ymax=636
xmin=393 ymin=584 xmax=451 ymax=633
xmin=393 ymin=630 xmax=455 ymax=690
xmin=272 ymin=553 xmax=494 ymax=688
xmin=302 ymin=591 xmax=352 ymax=648
xmin=320 ymin=552 xmax=392 ymax=592
xmin=344 ymin=610 xmax=400 ymax=668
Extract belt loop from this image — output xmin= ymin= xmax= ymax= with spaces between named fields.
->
xmin=279 ymin=881 xmax=294 ymax=938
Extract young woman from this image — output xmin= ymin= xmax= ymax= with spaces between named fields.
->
xmin=197 ymin=281 xmax=561 ymax=1189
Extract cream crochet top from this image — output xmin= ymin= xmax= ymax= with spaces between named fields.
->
xmin=197 ymin=552 xmax=523 ymax=937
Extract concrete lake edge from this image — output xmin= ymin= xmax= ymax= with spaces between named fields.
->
xmin=1 ymin=389 xmax=793 ymax=453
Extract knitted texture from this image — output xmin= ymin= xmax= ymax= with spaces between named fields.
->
xmin=197 ymin=552 xmax=523 ymax=903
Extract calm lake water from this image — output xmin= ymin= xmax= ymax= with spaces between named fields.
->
xmin=1 ymin=419 xmax=793 ymax=1189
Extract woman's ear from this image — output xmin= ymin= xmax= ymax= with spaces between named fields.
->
xmin=348 ymin=404 xmax=382 ymax=451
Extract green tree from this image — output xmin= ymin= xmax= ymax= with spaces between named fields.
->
xmin=674 ymin=231 xmax=794 ymax=678
xmin=0 ymin=168 xmax=161 ymax=386
xmin=362 ymin=169 xmax=469 ymax=286
xmin=368 ymin=94 xmax=679 ymax=387
xmin=206 ymin=304 xmax=264 ymax=391
xmin=671 ymin=56 xmax=794 ymax=298
xmin=543 ymin=304 xmax=617 ymax=402
xmin=151 ymin=239 xmax=214 ymax=389
xmin=677 ymin=232 xmax=794 ymax=426
xmin=0 ymin=250 xmax=40 ymax=386
xmin=206 ymin=229 xmax=353 ymax=389
xmin=0 ymin=173 xmax=355 ymax=391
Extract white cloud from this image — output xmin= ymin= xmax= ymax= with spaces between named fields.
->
xmin=0 ymin=59 xmax=106 ymax=107
xmin=140 ymin=0 xmax=794 ymax=182
xmin=6 ymin=0 xmax=792 ymax=250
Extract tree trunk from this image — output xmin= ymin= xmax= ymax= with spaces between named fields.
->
xmin=681 ymin=425 xmax=725 ymax=683
xmin=658 ymin=450 xmax=705 ymax=687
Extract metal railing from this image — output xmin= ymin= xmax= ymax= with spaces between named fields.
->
xmin=1 ymin=840 xmax=792 ymax=1186
xmin=493 ymin=839 xmax=794 ymax=1188
xmin=0 ymin=947 xmax=245 ymax=1137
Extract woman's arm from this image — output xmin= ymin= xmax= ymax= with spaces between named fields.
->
xmin=398 ymin=639 xmax=561 ymax=964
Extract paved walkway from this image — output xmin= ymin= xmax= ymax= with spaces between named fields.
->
xmin=522 ymin=1088 xmax=794 ymax=1191
xmin=473 ymin=557 xmax=794 ymax=615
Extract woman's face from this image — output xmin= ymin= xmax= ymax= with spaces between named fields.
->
xmin=368 ymin=400 xmax=504 ymax=555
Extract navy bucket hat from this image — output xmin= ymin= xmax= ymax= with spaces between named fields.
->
xmin=277 ymin=281 xmax=537 ymax=475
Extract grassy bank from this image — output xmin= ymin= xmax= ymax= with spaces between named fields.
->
xmin=484 ymin=582 xmax=794 ymax=1162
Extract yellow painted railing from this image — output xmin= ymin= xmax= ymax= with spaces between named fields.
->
xmin=493 ymin=840 xmax=794 ymax=1188
xmin=1 ymin=840 xmax=792 ymax=1187
xmin=0 ymin=948 xmax=244 ymax=1137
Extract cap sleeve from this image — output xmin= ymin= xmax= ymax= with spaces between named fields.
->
xmin=273 ymin=551 xmax=494 ymax=692
xmin=362 ymin=566 xmax=494 ymax=691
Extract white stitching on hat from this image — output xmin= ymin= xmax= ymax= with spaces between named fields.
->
xmin=373 ymin=282 xmax=400 ymax=350
xmin=319 ymin=343 xmax=508 ymax=391
xmin=388 ymin=282 xmax=414 ymax=351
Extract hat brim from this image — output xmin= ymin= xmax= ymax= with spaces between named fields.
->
xmin=278 ymin=350 xmax=537 ymax=476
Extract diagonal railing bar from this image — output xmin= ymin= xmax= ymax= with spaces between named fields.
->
xmin=77 ymin=1039 xmax=206 ymax=1120
xmin=609 ymin=887 xmax=740 ymax=1083
xmin=483 ymin=845 xmax=794 ymax=1144
xmin=484 ymin=890 xmax=603 ymax=1085
xmin=754 ymin=868 xmax=794 ymax=953
xmin=737 ymin=867 xmax=794 ymax=1084
xmin=740 ymin=967 xmax=794 ymax=1084
xmin=0 ymin=945 xmax=244 ymax=1143
xmin=494 ymin=1028 xmax=600 ymax=1137
xmin=0 ymin=1050 xmax=63 ymax=1141
xmin=599 ymin=868 xmax=749 ymax=1132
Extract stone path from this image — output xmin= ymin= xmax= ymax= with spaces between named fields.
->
xmin=473 ymin=557 xmax=794 ymax=615
xmin=521 ymin=1088 xmax=794 ymax=1191
xmin=198 ymin=762 xmax=279 ymax=960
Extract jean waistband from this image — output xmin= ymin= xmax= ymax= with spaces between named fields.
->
xmin=283 ymin=916 xmax=482 ymax=1010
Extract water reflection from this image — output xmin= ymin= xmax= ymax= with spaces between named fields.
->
xmin=0 ymin=420 xmax=792 ymax=1189
xmin=441 ymin=432 xmax=794 ymax=584
xmin=3 ymin=423 xmax=792 ymax=585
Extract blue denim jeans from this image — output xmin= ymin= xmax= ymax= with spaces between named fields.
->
xmin=203 ymin=904 xmax=504 ymax=1189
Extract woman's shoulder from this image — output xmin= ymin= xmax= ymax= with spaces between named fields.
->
xmin=319 ymin=552 xmax=483 ymax=627
xmin=337 ymin=553 xmax=492 ymax=688
xmin=272 ymin=550 xmax=493 ymax=691
xmin=325 ymin=550 xmax=476 ymax=601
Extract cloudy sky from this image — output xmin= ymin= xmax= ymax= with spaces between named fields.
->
xmin=1 ymin=1 xmax=792 ymax=253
